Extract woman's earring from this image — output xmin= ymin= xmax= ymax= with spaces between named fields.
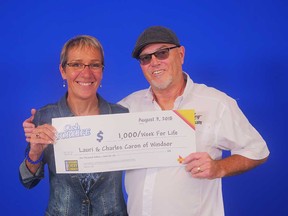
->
xmin=63 ymin=80 xmax=66 ymax=88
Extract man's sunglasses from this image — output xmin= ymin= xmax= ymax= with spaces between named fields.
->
xmin=137 ymin=46 xmax=180 ymax=65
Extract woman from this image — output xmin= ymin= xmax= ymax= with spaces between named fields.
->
xmin=19 ymin=35 xmax=128 ymax=215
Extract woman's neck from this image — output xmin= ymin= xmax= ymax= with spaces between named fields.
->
xmin=67 ymin=96 xmax=99 ymax=116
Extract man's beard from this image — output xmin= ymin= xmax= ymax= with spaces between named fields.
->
xmin=150 ymin=75 xmax=173 ymax=90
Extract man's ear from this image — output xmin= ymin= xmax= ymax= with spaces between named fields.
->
xmin=179 ymin=46 xmax=185 ymax=64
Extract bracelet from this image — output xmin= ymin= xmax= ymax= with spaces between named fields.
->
xmin=25 ymin=147 xmax=44 ymax=165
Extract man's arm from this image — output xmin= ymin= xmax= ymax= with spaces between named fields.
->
xmin=184 ymin=152 xmax=268 ymax=179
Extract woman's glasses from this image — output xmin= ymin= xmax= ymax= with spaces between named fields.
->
xmin=138 ymin=46 xmax=180 ymax=65
xmin=66 ymin=63 xmax=104 ymax=72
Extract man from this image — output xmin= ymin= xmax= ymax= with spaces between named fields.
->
xmin=118 ymin=26 xmax=269 ymax=216
xmin=23 ymin=26 xmax=269 ymax=215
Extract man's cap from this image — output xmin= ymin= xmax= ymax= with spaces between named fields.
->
xmin=132 ymin=26 xmax=180 ymax=58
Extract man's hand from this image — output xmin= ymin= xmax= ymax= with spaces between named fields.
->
xmin=184 ymin=152 xmax=268 ymax=179
xmin=184 ymin=152 xmax=224 ymax=179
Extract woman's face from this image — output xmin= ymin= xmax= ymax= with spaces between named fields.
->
xmin=60 ymin=46 xmax=103 ymax=101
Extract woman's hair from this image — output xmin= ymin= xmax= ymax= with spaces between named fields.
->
xmin=60 ymin=35 xmax=105 ymax=68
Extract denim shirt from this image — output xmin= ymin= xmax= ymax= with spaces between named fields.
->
xmin=19 ymin=93 xmax=128 ymax=216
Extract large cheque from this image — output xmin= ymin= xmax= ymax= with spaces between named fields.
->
xmin=52 ymin=110 xmax=196 ymax=173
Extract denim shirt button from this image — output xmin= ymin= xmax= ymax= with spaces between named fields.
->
xmin=82 ymin=199 xmax=90 ymax=204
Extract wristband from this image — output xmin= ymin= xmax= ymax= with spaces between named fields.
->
xmin=25 ymin=147 xmax=44 ymax=165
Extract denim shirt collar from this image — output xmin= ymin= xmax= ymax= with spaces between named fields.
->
xmin=58 ymin=92 xmax=113 ymax=116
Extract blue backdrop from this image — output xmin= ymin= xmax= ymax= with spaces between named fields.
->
xmin=1 ymin=0 xmax=287 ymax=215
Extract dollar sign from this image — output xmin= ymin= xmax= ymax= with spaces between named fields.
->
xmin=97 ymin=130 xmax=104 ymax=142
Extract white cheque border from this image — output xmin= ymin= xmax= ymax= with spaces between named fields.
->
xmin=52 ymin=110 xmax=196 ymax=173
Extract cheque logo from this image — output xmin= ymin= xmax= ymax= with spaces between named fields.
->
xmin=57 ymin=123 xmax=91 ymax=140
xmin=65 ymin=160 xmax=79 ymax=171
xmin=177 ymin=155 xmax=184 ymax=164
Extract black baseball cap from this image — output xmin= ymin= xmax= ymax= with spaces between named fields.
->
xmin=132 ymin=26 xmax=181 ymax=58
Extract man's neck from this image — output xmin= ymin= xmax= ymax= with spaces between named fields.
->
xmin=152 ymin=78 xmax=186 ymax=110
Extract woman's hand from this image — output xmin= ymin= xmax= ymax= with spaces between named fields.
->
xmin=23 ymin=108 xmax=56 ymax=168
xmin=23 ymin=109 xmax=36 ymax=143
xmin=29 ymin=124 xmax=56 ymax=156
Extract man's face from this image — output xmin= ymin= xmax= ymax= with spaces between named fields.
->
xmin=139 ymin=43 xmax=185 ymax=90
